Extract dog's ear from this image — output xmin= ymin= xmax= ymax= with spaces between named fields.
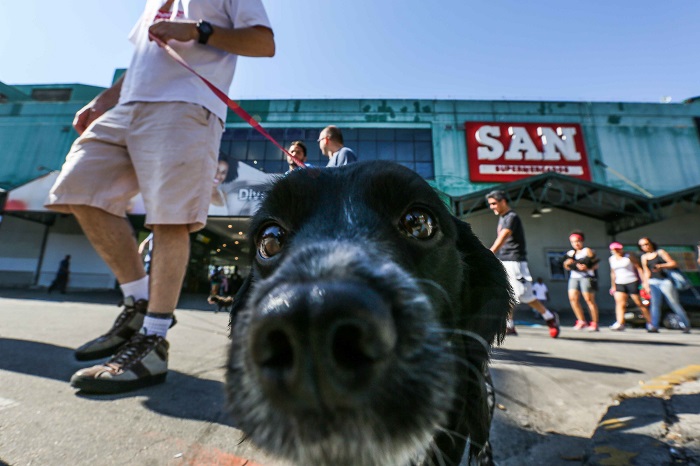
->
xmin=453 ymin=217 xmax=513 ymax=346
xmin=228 ymin=270 xmax=254 ymax=338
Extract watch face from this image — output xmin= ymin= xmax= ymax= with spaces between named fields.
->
xmin=200 ymin=22 xmax=213 ymax=35
xmin=198 ymin=21 xmax=213 ymax=43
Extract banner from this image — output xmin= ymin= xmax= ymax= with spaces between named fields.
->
xmin=465 ymin=122 xmax=591 ymax=182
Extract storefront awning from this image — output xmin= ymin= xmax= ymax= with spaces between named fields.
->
xmin=451 ymin=172 xmax=700 ymax=236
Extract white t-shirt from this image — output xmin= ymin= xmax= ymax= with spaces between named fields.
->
xmin=609 ymin=254 xmax=639 ymax=285
xmin=532 ymin=282 xmax=548 ymax=301
xmin=119 ymin=0 xmax=272 ymax=121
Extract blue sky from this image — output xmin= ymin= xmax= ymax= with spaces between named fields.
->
xmin=1 ymin=1 xmax=698 ymax=103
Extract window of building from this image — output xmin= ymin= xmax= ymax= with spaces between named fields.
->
xmin=31 ymin=88 xmax=73 ymax=101
xmin=219 ymin=127 xmax=434 ymax=179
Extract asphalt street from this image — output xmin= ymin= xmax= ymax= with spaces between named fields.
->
xmin=0 ymin=289 xmax=698 ymax=465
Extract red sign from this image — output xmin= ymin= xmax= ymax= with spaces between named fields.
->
xmin=465 ymin=122 xmax=591 ymax=182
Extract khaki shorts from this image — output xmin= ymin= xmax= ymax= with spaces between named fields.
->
xmin=501 ymin=260 xmax=536 ymax=304
xmin=46 ymin=101 xmax=223 ymax=232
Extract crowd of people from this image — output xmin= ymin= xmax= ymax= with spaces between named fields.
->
xmin=506 ymin=232 xmax=695 ymax=336
xmin=486 ymin=189 xmax=695 ymax=338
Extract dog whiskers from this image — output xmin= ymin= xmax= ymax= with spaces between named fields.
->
xmin=415 ymin=278 xmax=451 ymax=308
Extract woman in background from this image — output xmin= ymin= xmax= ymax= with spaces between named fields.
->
xmin=608 ymin=242 xmax=651 ymax=331
xmin=563 ymin=230 xmax=600 ymax=331
xmin=639 ymin=237 xmax=691 ymax=333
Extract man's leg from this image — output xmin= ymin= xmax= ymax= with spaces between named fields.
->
xmin=71 ymin=205 xmax=151 ymax=361
xmin=70 ymin=223 xmax=189 ymax=394
xmin=71 ymin=205 xmax=144 ymax=285
xmin=149 ymin=224 xmax=190 ymax=314
xmin=527 ymin=298 xmax=560 ymax=338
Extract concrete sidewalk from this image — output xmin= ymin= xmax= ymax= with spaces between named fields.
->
xmin=586 ymin=367 xmax=700 ymax=465
xmin=1 ymin=288 xmax=699 ymax=465
xmin=0 ymin=288 xmax=275 ymax=466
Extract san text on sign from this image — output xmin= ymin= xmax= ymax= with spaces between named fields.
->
xmin=464 ymin=122 xmax=591 ymax=182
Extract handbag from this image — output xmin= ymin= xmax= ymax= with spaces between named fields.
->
xmin=667 ymin=268 xmax=691 ymax=291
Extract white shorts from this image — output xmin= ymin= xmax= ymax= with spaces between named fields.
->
xmin=46 ymin=101 xmax=224 ymax=232
xmin=501 ymin=260 xmax=536 ymax=304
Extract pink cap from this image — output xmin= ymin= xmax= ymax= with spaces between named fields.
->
xmin=609 ymin=242 xmax=623 ymax=250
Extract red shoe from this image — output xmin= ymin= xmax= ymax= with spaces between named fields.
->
xmin=587 ymin=322 xmax=599 ymax=332
xmin=545 ymin=311 xmax=560 ymax=338
xmin=506 ymin=326 xmax=518 ymax=336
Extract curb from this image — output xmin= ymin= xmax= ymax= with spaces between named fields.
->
xmin=586 ymin=366 xmax=700 ymax=465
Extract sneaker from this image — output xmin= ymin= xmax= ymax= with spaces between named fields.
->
xmin=646 ymin=324 xmax=659 ymax=333
xmin=74 ymin=297 xmax=175 ymax=361
xmin=587 ymin=322 xmax=599 ymax=332
xmin=609 ymin=322 xmax=625 ymax=331
xmin=573 ymin=320 xmax=587 ymax=330
xmin=545 ymin=311 xmax=560 ymax=338
xmin=506 ymin=326 xmax=518 ymax=336
xmin=70 ymin=333 xmax=169 ymax=394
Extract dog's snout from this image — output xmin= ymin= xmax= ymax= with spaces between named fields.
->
xmin=249 ymin=282 xmax=397 ymax=410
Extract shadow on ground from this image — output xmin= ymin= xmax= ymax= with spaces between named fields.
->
xmin=493 ymin=347 xmax=644 ymax=374
xmin=0 ymin=337 xmax=238 ymax=428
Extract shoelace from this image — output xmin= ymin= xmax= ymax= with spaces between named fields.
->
xmin=109 ymin=302 xmax=136 ymax=331
xmin=107 ymin=333 xmax=158 ymax=369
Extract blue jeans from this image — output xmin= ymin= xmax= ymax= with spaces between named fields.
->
xmin=649 ymin=278 xmax=691 ymax=329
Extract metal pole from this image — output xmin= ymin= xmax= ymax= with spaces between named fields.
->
xmin=593 ymin=159 xmax=654 ymax=198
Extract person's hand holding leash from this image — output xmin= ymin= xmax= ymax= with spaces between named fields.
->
xmin=149 ymin=20 xmax=199 ymax=44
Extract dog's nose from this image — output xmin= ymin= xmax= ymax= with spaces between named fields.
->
xmin=249 ymin=282 xmax=397 ymax=410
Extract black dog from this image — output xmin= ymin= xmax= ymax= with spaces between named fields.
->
xmin=226 ymin=161 xmax=512 ymax=465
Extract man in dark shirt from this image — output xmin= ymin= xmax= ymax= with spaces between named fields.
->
xmin=486 ymin=190 xmax=560 ymax=338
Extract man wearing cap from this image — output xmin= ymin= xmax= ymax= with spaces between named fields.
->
xmin=486 ymin=190 xmax=561 ymax=338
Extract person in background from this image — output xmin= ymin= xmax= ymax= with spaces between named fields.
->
xmin=44 ymin=0 xmax=275 ymax=393
xmin=639 ymin=237 xmax=691 ymax=333
xmin=532 ymin=277 xmax=549 ymax=303
xmin=138 ymin=233 xmax=154 ymax=275
xmin=531 ymin=277 xmax=549 ymax=319
xmin=211 ymin=154 xmax=230 ymax=208
xmin=285 ymin=141 xmax=310 ymax=173
xmin=608 ymin=241 xmax=652 ymax=331
xmin=210 ymin=266 xmax=223 ymax=296
xmin=48 ymin=255 xmax=71 ymax=294
xmin=563 ymin=230 xmax=600 ymax=331
xmin=486 ymin=190 xmax=560 ymax=338
xmin=318 ymin=125 xmax=357 ymax=167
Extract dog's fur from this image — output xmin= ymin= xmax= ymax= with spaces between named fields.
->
xmin=226 ymin=161 xmax=512 ymax=465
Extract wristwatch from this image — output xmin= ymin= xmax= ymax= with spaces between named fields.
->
xmin=196 ymin=20 xmax=214 ymax=45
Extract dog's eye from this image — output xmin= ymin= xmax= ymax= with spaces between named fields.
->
xmin=400 ymin=209 xmax=437 ymax=239
xmin=257 ymin=224 xmax=286 ymax=259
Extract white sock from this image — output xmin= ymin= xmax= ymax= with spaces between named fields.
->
xmin=140 ymin=312 xmax=173 ymax=338
xmin=120 ymin=276 xmax=149 ymax=302
xmin=542 ymin=310 xmax=554 ymax=321
xmin=506 ymin=319 xmax=515 ymax=329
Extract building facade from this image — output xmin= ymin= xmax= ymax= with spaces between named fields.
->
xmin=1 ymin=77 xmax=699 ymax=309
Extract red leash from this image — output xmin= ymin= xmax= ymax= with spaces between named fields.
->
xmin=149 ymin=33 xmax=306 ymax=169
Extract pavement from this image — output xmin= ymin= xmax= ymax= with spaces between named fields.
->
xmin=586 ymin=367 xmax=700 ymax=465
xmin=1 ymin=287 xmax=699 ymax=465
